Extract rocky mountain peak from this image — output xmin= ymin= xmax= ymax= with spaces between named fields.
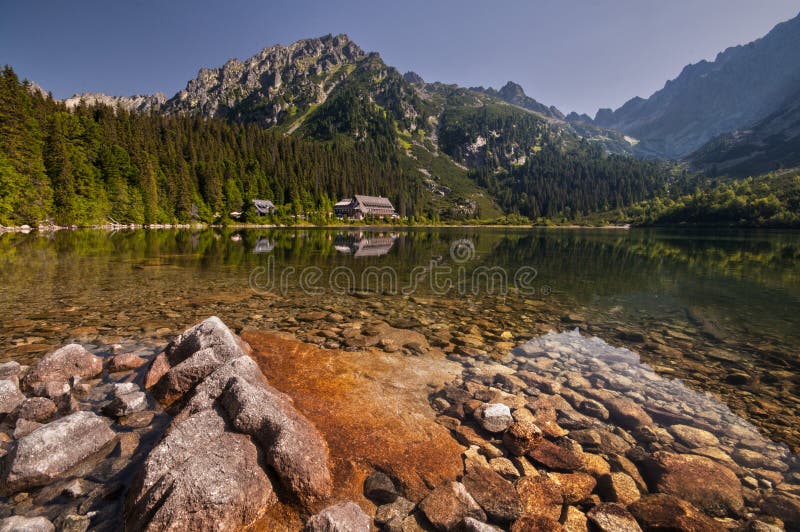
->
xmin=403 ymin=71 xmax=425 ymax=86
xmin=497 ymin=81 xmax=526 ymax=100
xmin=162 ymin=33 xmax=366 ymax=124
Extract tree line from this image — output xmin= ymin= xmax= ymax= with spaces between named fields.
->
xmin=0 ymin=66 xmax=426 ymax=226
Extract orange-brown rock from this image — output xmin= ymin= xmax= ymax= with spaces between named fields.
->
xmin=643 ymin=451 xmax=743 ymax=518
xmin=107 ymin=352 xmax=147 ymax=373
xmin=510 ymin=514 xmax=566 ymax=531
xmin=143 ymin=352 xmax=169 ymax=389
xmin=628 ymin=494 xmax=720 ymax=532
xmin=549 ymin=472 xmax=596 ymax=504
xmin=462 ymin=465 xmax=523 ymax=523
xmin=419 ymin=482 xmax=486 ymax=531
xmin=243 ymin=330 xmax=464 ymax=504
xmin=515 ymin=475 xmax=564 ymax=521
xmin=503 ymin=409 xmax=543 ymax=456
xmin=527 ymin=439 xmax=584 ymax=472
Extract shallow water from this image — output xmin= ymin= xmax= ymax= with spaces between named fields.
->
xmin=0 ymin=227 xmax=798 ymax=449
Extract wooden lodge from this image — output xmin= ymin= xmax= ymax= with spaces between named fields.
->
xmin=333 ymin=195 xmax=397 ymax=220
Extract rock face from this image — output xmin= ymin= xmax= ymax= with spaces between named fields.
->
xmin=643 ymin=451 xmax=743 ymax=517
xmin=163 ymin=34 xmax=364 ymax=126
xmin=127 ymin=317 xmax=333 ymax=530
xmin=419 ymin=482 xmax=486 ymax=531
xmin=305 ymin=501 xmax=371 ymax=532
xmin=0 ymin=411 xmax=116 ymax=495
xmin=22 ymin=344 xmax=102 ymax=389
xmin=592 ymin=12 xmax=800 ymax=159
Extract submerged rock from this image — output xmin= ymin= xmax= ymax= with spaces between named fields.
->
xmin=419 ymin=482 xmax=486 ymax=531
xmin=628 ymin=494 xmax=720 ymax=532
xmin=462 ymin=465 xmax=523 ymax=523
xmin=476 ymin=403 xmax=513 ymax=433
xmin=643 ymin=451 xmax=743 ymax=517
xmin=1 ymin=411 xmax=116 ymax=495
xmin=364 ymin=470 xmax=400 ymax=504
xmin=305 ymin=501 xmax=371 ymax=532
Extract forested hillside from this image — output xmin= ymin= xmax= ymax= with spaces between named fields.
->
xmin=626 ymin=169 xmax=800 ymax=227
xmin=0 ymin=67 xmax=425 ymax=226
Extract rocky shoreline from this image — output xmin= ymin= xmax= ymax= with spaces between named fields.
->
xmin=1 ymin=317 xmax=798 ymax=531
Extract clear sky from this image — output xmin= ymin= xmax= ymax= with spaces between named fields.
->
xmin=2 ymin=0 xmax=798 ymax=116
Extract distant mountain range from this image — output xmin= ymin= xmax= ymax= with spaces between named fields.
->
xmin=589 ymin=11 xmax=800 ymax=167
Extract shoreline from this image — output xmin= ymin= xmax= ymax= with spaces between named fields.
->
xmin=0 ymin=317 xmax=796 ymax=530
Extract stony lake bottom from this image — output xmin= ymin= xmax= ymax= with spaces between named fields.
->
xmin=0 ymin=226 xmax=798 ymax=453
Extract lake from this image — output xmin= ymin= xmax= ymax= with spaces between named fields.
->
xmin=1 ymin=227 xmax=798 ymax=450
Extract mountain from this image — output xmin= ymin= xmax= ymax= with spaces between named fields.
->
xmin=472 ymin=81 xmax=564 ymax=120
xmin=689 ymin=88 xmax=800 ymax=176
xmin=1 ymin=35 xmax=675 ymax=225
xmin=593 ymin=11 xmax=800 ymax=159
xmin=63 ymin=92 xmax=166 ymax=113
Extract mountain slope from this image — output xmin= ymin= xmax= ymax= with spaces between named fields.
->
xmin=689 ymin=88 xmax=800 ymax=177
xmin=593 ymin=11 xmax=800 ymax=159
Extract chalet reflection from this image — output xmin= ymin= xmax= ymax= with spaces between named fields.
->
xmin=253 ymin=237 xmax=275 ymax=253
xmin=334 ymin=233 xmax=397 ymax=257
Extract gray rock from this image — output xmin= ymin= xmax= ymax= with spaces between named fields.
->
xmin=103 ymin=391 xmax=146 ymax=417
xmin=22 ymin=344 xmax=102 ymax=389
xmin=221 ymin=375 xmax=333 ymax=506
xmin=13 ymin=397 xmax=57 ymax=423
xmin=587 ymin=503 xmax=642 ymax=532
xmin=164 ymin=315 xmax=246 ymax=366
xmin=460 ymin=517 xmax=503 ymax=532
xmin=0 ymin=516 xmax=55 ymax=532
xmin=0 ymin=379 xmax=25 ymax=415
xmin=364 ymin=470 xmax=399 ymax=503
xmin=476 ymin=403 xmax=512 ymax=433
xmin=0 ymin=411 xmax=116 ymax=495
xmin=0 ymin=361 xmax=21 ymax=379
xmin=125 ymin=408 xmax=275 ymax=531
xmin=305 ymin=501 xmax=371 ymax=532
xmin=375 ymin=497 xmax=416 ymax=525
xmin=13 ymin=418 xmax=42 ymax=439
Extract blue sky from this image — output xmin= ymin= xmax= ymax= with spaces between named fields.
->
xmin=1 ymin=0 xmax=798 ymax=116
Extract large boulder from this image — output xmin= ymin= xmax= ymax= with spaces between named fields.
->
xmin=419 ymin=482 xmax=486 ymax=531
xmin=22 ymin=344 xmax=102 ymax=389
xmin=305 ymin=502 xmax=371 ymax=532
xmin=125 ymin=408 xmax=274 ymax=531
xmin=643 ymin=451 xmax=743 ymax=517
xmin=220 ymin=375 xmax=333 ymax=506
xmin=0 ymin=411 xmax=116 ymax=495
xmin=164 ymin=316 xmax=246 ymax=366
